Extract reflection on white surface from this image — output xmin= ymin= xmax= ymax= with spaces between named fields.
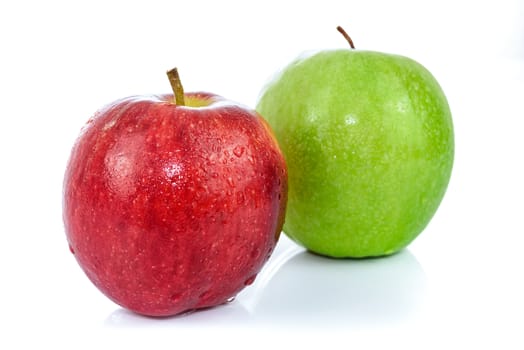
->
xmin=105 ymin=299 xmax=252 ymax=328
xmin=240 ymin=237 xmax=426 ymax=328
xmin=105 ymin=236 xmax=426 ymax=329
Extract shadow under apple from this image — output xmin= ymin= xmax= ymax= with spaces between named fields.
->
xmin=239 ymin=246 xmax=426 ymax=329
xmin=105 ymin=296 xmax=252 ymax=328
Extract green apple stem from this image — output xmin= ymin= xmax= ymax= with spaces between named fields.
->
xmin=336 ymin=26 xmax=355 ymax=49
xmin=166 ymin=67 xmax=185 ymax=106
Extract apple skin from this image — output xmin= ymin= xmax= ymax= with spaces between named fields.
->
xmin=63 ymin=92 xmax=287 ymax=316
xmin=257 ymin=49 xmax=454 ymax=258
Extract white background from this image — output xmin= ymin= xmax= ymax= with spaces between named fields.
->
xmin=1 ymin=0 xmax=523 ymax=348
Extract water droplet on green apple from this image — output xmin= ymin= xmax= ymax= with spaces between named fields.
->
xmin=344 ymin=114 xmax=358 ymax=125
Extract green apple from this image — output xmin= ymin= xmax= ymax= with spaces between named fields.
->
xmin=256 ymin=27 xmax=454 ymax=258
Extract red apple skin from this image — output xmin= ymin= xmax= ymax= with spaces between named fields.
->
xmin=63 ymin=92 xmax=287 ymax=317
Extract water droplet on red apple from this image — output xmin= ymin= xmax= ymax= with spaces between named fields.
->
xmin=250 ymin=248 xmax=261 ymax=259
xmin=226 ymin=296 xmax=236 ymax=303
xmin=212 ymin=142 xmax=221 ymax=153
xmin=236 ymin=191 xmax=245 ymax=205
xmin=244 ymin=275 xmax=257 ymax=286
xmin=68 ymin=244 xmax=75 ymax=254
xmin=199 ymin=290 xmax=212 ymax=302
xmin=233 ymin=146 xmax=245 ymax=157
xmin=170 ymin=293 xmax=182 ymax=302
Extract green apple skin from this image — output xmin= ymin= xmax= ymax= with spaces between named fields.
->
xmin=256 ymin=49 xmax=454 ymax=258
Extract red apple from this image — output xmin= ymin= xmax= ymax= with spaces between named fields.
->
xmin=63 ymin=68 xmax=288 ymax=317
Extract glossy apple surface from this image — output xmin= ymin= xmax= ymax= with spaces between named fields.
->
xmin=257 ymin=48 xmax=454 ymax=258
xmin=63 ymin=92 xmax=287 ymax=316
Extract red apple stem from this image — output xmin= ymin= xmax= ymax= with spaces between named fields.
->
xmin=166 ymin=67 xmax=185 ymax=106
xmin=336 ymin=26 xmax=355 ymax=49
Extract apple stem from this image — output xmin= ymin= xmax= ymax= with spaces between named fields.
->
xmin=166 ymin=67 xmax=185 ymax=106
xmin=336 ymin=26 xmax=355 ymax=49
